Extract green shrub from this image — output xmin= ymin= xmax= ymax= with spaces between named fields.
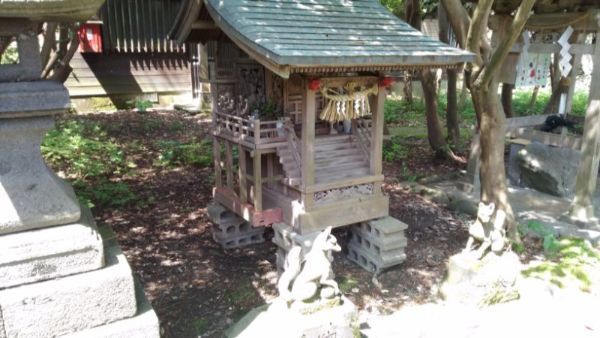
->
xmin=0 ymin=43 xmax=18 ymax=64
xmin=42 ymin=120 xmax=126 ymax=180
xmin=74 ymin=180 xmax=136 ymax=209
xmin=135 ymin=99 xmax=153 ymax=113
xmin=42 ymin=120 xmax=137 ymax=208
xmin=155 ymin=139 xmax=213 ymax=167
xmin=570 ymin=91 xmax=589 ymax=117
xmin=384 ymin=99 xmax=403 ymax=124
xmin=383 ymin=136 xmax=408 ymax=162
xmin=522 ymin=237 xmax=600 ymax=291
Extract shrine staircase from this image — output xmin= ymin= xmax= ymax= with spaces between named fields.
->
xmin=276 ymin=128 xmax=370 ymax=186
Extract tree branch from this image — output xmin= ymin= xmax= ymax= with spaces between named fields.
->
xmin=440 ymin=0 xmax=469 ymax=49
xmin=479 ymin=0 xmax=536 ymax=88
xmin=40 ymin=22 xmax=57 ymax=68
xmin=466 ymin=0 xmax=493 ymax=67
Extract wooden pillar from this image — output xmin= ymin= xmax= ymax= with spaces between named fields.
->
xmin=253 ymin=150 xmax=263 ymax=211
xmin=370 ymin=85 xmax=386 ymax=176
xmin=212 ymin=137 xmax=222 ymax=188
xmin=301 ymin=79 xmax=316 ymax=188
xmin=267 ymin=153 xmax=274 ymax=188
xmin=238 ymin=145 xmax=248 ymax=204
xmin=225 ymin=141 xmax=234 ymax=190
xmin=569 ymin=25 xmax=600 ymax=221
xmin=301 ymin=78 xmax=316 ymax=209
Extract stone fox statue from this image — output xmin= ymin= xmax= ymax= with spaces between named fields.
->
xmin=277 ymin=227 xmax=342 ymax=303
xmin=464 ymin=202 xmax=506 ymax=258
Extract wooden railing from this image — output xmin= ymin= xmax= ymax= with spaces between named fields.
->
xmin=353 ymin=118 xmax=372 ymax=162
xmin=214 ymin=111 xmax=286 ymax=145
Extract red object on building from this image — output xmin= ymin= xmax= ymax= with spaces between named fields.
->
xmin=379 ymin=76 xmax=395 ymax=88
xmin=78 ymin=23 xmax=103 ymax=53
xmin=308 ymin=78 xmax=321 ymax=91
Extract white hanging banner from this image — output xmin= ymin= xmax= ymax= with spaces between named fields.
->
xmin=558 ymin=25 xmax=574 ymax=77
xmin=515 ymin=31 xmax=550 ymax=87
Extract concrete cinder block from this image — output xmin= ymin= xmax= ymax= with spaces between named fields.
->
xmin=209 ymin=203 xmax=265 ymax=249
xmin=0 ymin=205 xmax=104 ymax=289
xmin=347 ymin=217 xmax=408 ymax=273
xmin=349 ymin=223 xmax=407 ymax=251
xmin=347 ymin=242 xmax=406 ymax=273
xmin=0 ymin=242 xmax=137 ymax=338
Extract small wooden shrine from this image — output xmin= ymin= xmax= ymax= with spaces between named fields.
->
xmin=171 ymin=0 xmax=473 ymax=271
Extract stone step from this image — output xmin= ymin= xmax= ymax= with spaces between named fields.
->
xmin=64 ymin=278 xmax=160 ymax=338
xmin=0 ymin=240 xmax=137 ymax=338
xmin=0 ymin=204 xmax=104 ymax=289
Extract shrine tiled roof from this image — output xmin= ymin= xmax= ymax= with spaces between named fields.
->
xmin=205 ymin=0 xmax=475 ymax=75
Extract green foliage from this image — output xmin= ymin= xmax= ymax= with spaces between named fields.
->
xmin=569 ymin=91 xmax=589 ymax=117
xmin=522 ymin=237 xmax=600 ymax=292
xmin=383 ymin=136 xmax=409 ymax=162
xmin=384 ymin=99 xmax=427 ymax=125
xmin=252 ymin=99 xmax=280 ymax=121
xmin=380 ymin=0 xmax=404 ymax=17
xmin=74 ymin=180 xmax=136 ymax=209
xmin=512 ymin=241 xmax=526 ymax=254
xmin=135 ymin=99 xmax=153 ymax=113
xmin=42 ymin=120 xmax=127 ymax=180
xmin=520 ymin=220 xmax=560 ymax=254
xmin=401 ymin=164 xmax=419 ymax=182
xmin=480 ymin=281 xmax=520 ymax=306
xmin=154 ymin=139 xmax=213 ymax=167
xmin=193 ymin=318 xmax=209 ymax=335
xmin=512 ymin=90 xmax=551 ymax=116
xmin=42 ymin=119 xmax=137 ymax=208
xmin=338 ymin=276 xmax=359 ymax=294
xmin=0 ymin=43 xmax=18 ymax=65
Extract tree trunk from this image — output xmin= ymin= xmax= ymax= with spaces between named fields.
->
xmin=446 ymin=69 xmax=460 ymax=147
xmin=439 ymin=4 xmax=460 ymax=148
xmin=475 ymin=81 xmax=517 ymax=239
xmin=442 ymin=0 xmax=536 ymax=247
xmin=421 ymin=70 xmax=447 ymax=156
xmin=543 ymin=77 xmax=570 ymax=115
xmin=528 ymin=85 xmax=540 ymax=113
xmin=403 ymin=72 xmax=413 ymax=105
xmin=501 ymin=83 xmax=514 ymax=118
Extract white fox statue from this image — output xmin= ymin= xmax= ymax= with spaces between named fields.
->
xmin=277 ymin=226 xmax=342 ymax=303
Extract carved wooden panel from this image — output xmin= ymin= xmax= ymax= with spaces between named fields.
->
xmin=237 ymin=63 xmax=265 ymax=107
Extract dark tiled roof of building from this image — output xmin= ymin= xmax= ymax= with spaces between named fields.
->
xmin=205 ymin=0 xmax=474 ymax=71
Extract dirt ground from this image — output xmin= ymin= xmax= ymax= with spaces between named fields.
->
xmin=66 ymin=110 xmax=474 ymax=337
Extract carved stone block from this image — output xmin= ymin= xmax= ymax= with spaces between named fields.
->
xmin=0 ymin=205 xmax=104 ymax=289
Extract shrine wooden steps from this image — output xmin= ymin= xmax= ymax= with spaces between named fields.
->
xmin=314 ymin=135 xmax=369 ymax=184
xmin=276 ymin=134 xmax=370 ymax=187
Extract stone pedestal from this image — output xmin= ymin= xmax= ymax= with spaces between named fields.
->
xmin=0 ymin=83 xmax=81 ymax=234
xmin=440 ymin=252 xmax=521 ymax=306
xmin=226 ymin=296 xmax=358 ymax=338
xmin=0 ymin=205 xmax=104 ymax=289
xmin=0 ymin=26 xmax=159 ymax=337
